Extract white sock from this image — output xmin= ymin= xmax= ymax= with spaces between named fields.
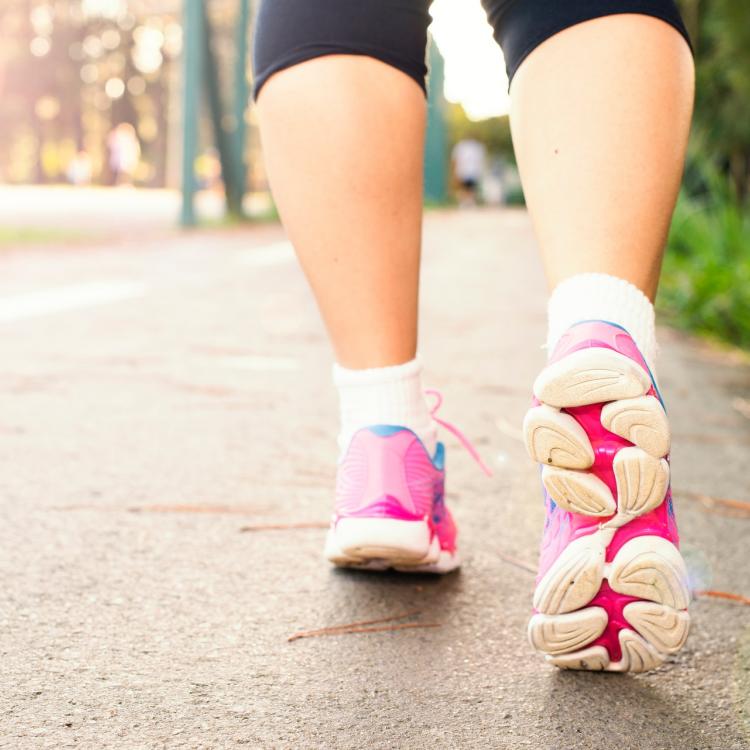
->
xmin=547 ymin=273 xmax=657 ymax=373
xmin=333 ymin=357 xmax=437 ymax=456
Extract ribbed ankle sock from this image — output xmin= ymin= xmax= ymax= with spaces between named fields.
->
xmin=333 ymin=357 xmax=437 ymax=456
xmin=547 ymin=273 xmax=657 ymax=374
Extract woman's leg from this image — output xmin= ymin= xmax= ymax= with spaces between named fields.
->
xmin=253 ymin=0 xmax=439 ymax=455
xmin=254 ymin=1 xmax=470 ymax=573
xmin=509 ymin=13 xmax=694 ymax=303
xmin=254 ymin=0 xmax=432 ymax=370
xmin=254 ymin=0 xmax=440 ymax=453
xmin=256 ymin=56 xmax=425 ymax=369
xmin=486 ymin=6 xmax=694 ymax=672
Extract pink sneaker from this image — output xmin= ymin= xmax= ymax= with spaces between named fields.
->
xmin=325 ymin=390 xmax=491 ymax=574
xmin=523 ymin=321 xmax=690 ymax=672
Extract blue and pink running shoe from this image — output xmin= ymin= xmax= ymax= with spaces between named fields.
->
xmin=325 ymin=390 xmax=491 ymax=574
xmin=523 ymin=320 xmax=690 ymax=672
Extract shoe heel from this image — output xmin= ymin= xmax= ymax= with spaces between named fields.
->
xmin=325 ymin=517 xmax=437 ymax=566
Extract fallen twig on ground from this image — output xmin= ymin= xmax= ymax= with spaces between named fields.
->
xmin=128 ymin=504 xmax=269 ymax=515
xmin=498 ymin=555 xmax=750 ymax=607
xmin=289 ymin=622 xmax=442 ymax=642
xmin=695 ymin=589 xmax=750 ymax=606
xmin=288 ymin=609 xmax=439 ymax=642
xmin=52 ymin=504 xmax=324 ymax=524
xmin=732 ymin=397 xmax=750 ymax=420
xmin=239 ymin=521 xmax=328 ymax=532
xmin=497 ymin=552 xmax=536 ymax=575
xmin=675 ymin=490 xmax=750 ymax=517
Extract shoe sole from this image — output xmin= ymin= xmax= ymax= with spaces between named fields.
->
xmin=524 ymin=347 xmax=690 ymax=673
xmin=324 ymin=517 xmax=460 ymax=574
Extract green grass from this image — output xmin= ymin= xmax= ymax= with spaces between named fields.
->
xmin=0 ymin=226 xmax=92 ymax=247
xmin=658 ymin=186 xmax=750 ymax=349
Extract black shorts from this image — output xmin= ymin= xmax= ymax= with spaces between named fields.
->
xmin=253 ymin=0 xmax=691 ymax=99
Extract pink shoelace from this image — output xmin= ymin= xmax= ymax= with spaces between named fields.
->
xmin=425 ymin=389 xmax=493 ymax=477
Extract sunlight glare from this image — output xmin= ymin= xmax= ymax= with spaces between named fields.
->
xmin=430 ymin=0 xmax=510 ymax=120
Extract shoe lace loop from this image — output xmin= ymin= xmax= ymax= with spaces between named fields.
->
xmin=425 ymin=389 xmax=493 ymax=477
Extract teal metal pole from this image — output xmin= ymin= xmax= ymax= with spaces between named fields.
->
xmin=232 ymin=0 xmax=250 ymax=202
xmin=201 ymin=2 xmax=244 ymax=218
xmin=424 ymin=37 xmax=448 ymax=203
xmin=180 ymin=0 xmax=203 ymax=227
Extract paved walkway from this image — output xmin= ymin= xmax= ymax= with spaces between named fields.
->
xmin=0 ymin=185 xmax=271 ymax=236
xmin=1 ymin=210 xmax=749 ymax=749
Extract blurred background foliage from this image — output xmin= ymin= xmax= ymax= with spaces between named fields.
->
xmin=0 ymin=1 xmax=182 ymax=186
xmin=446 ymin=102 xmax=513 ymax=160
xmin=660 ymin=0 xmax=750 ymax=348
xmin=0 ymin=0 xmax=252 ymax=190
xmin=447 ymin=1 xmax=750 ymax=349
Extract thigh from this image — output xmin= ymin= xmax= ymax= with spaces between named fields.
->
xmin=481 ymin=0 xmax=691 ymax=84
xmin=253 ymin=0 xmax=434 ymax=98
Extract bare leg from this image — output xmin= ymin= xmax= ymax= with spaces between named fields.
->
xmin=518 ymin=15 xmax=695 ymax=673
xmin=509 ymin=14 xmax=694 ymax=301
xmin=256 ymin=56 xmax=426 ymax=368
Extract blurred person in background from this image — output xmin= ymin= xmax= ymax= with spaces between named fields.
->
xmin=106 ymin=122 xmax=141 ymax=186
xmin=65 ymin=149 xmax=93 ymax=187
xmin=253 ymin=0 xmax=695 ymax=675
xmin=196 ymin=147 xmax=224 ymax=192
xmin=451 ymin=137 xmax=486 ymax=206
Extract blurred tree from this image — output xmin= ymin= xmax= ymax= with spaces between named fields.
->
xmin=0 ymin=0 xmax=242 ymax=189
xmin=446 ymin=102 xmax=514 ymax=162
xmin=660 ymin=2 xmax=750 ymax=348
xmin=679 ymin=0 xmax=750 ymax=202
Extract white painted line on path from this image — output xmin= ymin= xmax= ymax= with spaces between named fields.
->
xmin=0 ymin=281 xmax=146 ymax=322
xmin=238 ymin=241 xmax=295 ymax=267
